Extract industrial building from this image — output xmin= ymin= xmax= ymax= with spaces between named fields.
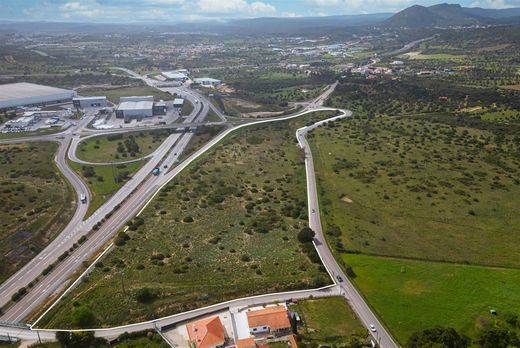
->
xmin=73 ymin=96 xmax=107 ymax=108
xmin=0 ymin=82 xmax=76 ymax=110
xmin=115 ymin=96 xmax=167 ymax=122
xmin=162 ymin=71 xmax=188 ymax=82
xmin=193 ymin=77 xmax=221 ymax=88
xmin=173 ymin=98 xmax=184 ymax=108
xmin=4 ymin=115 xmax=37 ymax=129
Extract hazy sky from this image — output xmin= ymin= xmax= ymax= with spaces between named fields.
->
xmin=1 ymin=0 xmax=519 ymax=22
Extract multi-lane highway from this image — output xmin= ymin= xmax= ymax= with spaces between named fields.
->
xmin=0 ymin=76 xmax=399 ymax=347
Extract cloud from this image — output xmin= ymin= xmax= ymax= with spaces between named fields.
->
xmin=60 ymin=1 xmax=103 ymax=18
xmin=197 ymin=0 xmax=276 ymax=14
xmin=470 ymin=0 xmax=517 ymax=8
xmin=305 ymin=0 xmax=414 ymax=12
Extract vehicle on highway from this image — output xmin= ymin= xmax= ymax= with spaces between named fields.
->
xmin=80 ymin=193 xmax=87 ymax=204
xmin=152 ymin=167 xmax=160 ymax=176
xmin=369 ymin=324 xmax=377 ymax=332
xmin=336 ymin=275 xmax=343 ymax=282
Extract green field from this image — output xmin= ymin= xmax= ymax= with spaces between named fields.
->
xmin=77 ymin=130 xmax=170 ymax=163
xmin=39 ymin=111 xmax=336 ymax=329
xmin=308 ymin=114 xmax=520 ymax=343
xmin=181 ymin=99 xmax=194 ymax=116
xmin=0 ymin=142 xmax=75 ymax=283
xmin=290 ymin=297 xmax=366 ymax=345
xmin=28 ymin=331 xmax=169 ymax=348
xmin=310 ymin=115 xmax=520 ymax=268
xmin=69 ymin=160 xmax=146 ymax=217
xmin=81 ymin=86 xmax=172 ymax=104
xmin=205 ymin=108 xmax=222 ymax=122
xmin=343 ymin=253 xmax=520 ymax=344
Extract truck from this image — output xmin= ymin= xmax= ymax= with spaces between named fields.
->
xmin=152 ymin=167 xmax=160 ymax=176
xmin=80 ymin=193 xmax=87 ymax=204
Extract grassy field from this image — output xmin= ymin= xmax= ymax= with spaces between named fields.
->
xmin=28 ymin=332 xmax=169 ymax=348
xmin=0 ymin=142 xmax=75 ymax=283
xmin=40 ymin=111 xmax=336 ymax=329
xmin=343 ymin=253 xmax=520 ymax=344
xmin=401 ymin=51 xmax=467 ymax=61
xmin=181 ymin=99 xmax=194 ymax=116
xmin=81 ymin=86 xmax=172 ymax=104
xmin=205 ymin=108 xmax=222 ymax=122
xmin=310 ymin=115 xmax=520 ymax=268
xmin=290 ymin=297 xmax=366 ymax=345
xmin=0 ymin=127 xmax=64 ymax=140
xmin=69 ymin=160 xmax=146 ymax=217
xmin=77 ymin=130 xmax=170 ymax=163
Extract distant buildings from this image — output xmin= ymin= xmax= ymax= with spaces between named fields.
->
xmin=193 ymin=77 xmax=221 ymax=88
xmin=162 ymin=71 xmax=188 ymax=82
xmin=0 ymin=82 xmax=76 ymax=110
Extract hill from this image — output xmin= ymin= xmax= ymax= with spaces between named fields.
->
xmin=383 ymin=3 xmax=520 ymax=28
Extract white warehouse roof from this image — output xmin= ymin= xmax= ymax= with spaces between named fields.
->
xmin=117 ymin=101 xmax=153 ymax=111
xmin=162 ymin=71 xmax=187 ymax=80
xmin=0 ymin=82 xmax=76 ymax=109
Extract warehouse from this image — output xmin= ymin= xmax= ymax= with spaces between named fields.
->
xmin=4 ymin=115 xmax=37 ymax=130
xmin=162 ymin=71 xmax=188 ymax=82
xmin=120 ymin=96 xmax=153 ymax=103
xmin=116 ymin=101 xmax=153 ymax=122
xmin=73 ymin=96 xmax=107 ymax=108
xmin=193 ymin=77 xmax=221 ymax=88
xmin=173 ymin=98 xmax=184 ymax=108
xmin=0 ymin=82 xmax=76 ymax=110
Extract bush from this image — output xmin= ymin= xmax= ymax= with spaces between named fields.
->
xmin=406 ymin=327 xmax=469 ymax=348
xmin=298 ymin=227 xmax=315 ymax=243
xmin=134 ymin=287 xmax=156 ymax=303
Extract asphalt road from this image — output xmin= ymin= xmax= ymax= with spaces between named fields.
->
xmin=0 ymin=85 xmax=206 ymax=317
xmin=297 ymin=114 xmax=399 ymax=348
xmin=0 ymin=78 xmax=399 ymax=347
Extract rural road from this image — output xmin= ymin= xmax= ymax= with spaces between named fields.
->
xmin=0 ymin=78 xmax=399 ymax=348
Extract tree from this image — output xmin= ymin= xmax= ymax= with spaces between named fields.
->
xmin=406 ymin=327 xmax=469 ymax=348
xmin=298 ymin=227 xmax=315 ymax=243
xmin=56 ymin=331 xmax=71 ymax=347
xmin=71 ymin=307 xmax=97 ymax=328
xmin=476 ymin=328 xmax=513 ymax=348
xmin=134 ymin=287 xmax=156 ymax=303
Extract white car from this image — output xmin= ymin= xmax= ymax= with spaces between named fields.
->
xmin=369 ymin=324 xmax=377 ymax=332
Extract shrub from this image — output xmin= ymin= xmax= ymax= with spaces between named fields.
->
xmin=298 ymin=227 xmax=315 ymax=243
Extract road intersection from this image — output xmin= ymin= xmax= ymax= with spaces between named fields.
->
xmin=0 ymin=77 xmax=399 ymax=347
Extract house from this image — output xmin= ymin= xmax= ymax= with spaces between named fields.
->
xmin=246 ymin=306 xmax=291 ymax=337
xmin=235 ymin=338 xmax=257 ymax=348
xmin=186 ymin=316 xmax=225 ymax=348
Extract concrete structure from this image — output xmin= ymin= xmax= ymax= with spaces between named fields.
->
xmin=162 ymin=71 xmax=188 ymax=82
xmin=120 ymin=96 xmax=154 ymax=103
xmin=116 ymin=101 xmax=153 ymax=122
xmin=246 ymin=306 xmax=291 ymax=337
xmin=173 ymin=98 xmax=184 ymax=108
xmin=153 ymin=101 xmax=167 ymax=116
xmin=193 ymin=78 xmax=221 ymax=88
xmin=0 ymin=82 xmax=76 ymax=110
xmin=73 ymin=96 xmax=107 ymax=108
xmin=4 ymin=115 xmax=36 ymax=129
xmin=186 ymin=316 xmax=225 ymax=348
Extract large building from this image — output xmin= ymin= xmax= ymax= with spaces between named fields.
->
xmin=0 ymin=82 xmax=76 ymax=110
xmin=73 ymin=96 xmax=107 ymax=108
xmin=193 ymin=78 xmax=221 ymax=88
xmin=246 ymin=306 xmax=291 ymax=337
xmin=186 ymin=316 xmax=225 ymax=348
xmin=162 ymin=71 xmax=188 ymax=82
xmin=115 ymin=96 xmax=166 ymax=122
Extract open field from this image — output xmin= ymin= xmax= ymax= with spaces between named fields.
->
xmin=0 ymin=142 xmax=75 ymax=283
xmin=69 ymin=160 xmax=146 ymax=217
xmin=28 ymin=331 xmax=169 ymax=348
xmin=39 ymin=111 xmax=336 ymax=328
xmin=310 ymin=115 xmax=520 ymax=268
xmin=343 ymin=253 xmax=520 ymax=344
xmin=181 ymin=99 xmax=194 ymax=116
xmin=175 ymin=125 xmax=226 ymax=163
xmin=401 ymin=51 xmax=466 ymax=61
xmin=0 ymin=127 xmax=64 ymax=140
xmin=290 ymin=297 xmax=367 ymax=345
xmin=77 ymin=130 xmax=170 ymax=163
xmin=80 ymin=86 xmax=172 ymax=104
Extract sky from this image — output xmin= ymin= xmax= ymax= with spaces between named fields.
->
xmin=0 ymin=0 xmax=519 ymax=23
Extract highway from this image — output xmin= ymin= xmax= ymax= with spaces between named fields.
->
xmin=0 ymin=76 xmax=399 ymax=347
xmin=0 ymin=84 xmax=207 ymax=315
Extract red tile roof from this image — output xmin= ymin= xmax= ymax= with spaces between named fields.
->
xmin=236 ymin=338 xmax=257 ymax=348
xmin=186 ymin=316 xmax=225 ymax=348
xmin=246 ymin=306 xmax=291 ymax=330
